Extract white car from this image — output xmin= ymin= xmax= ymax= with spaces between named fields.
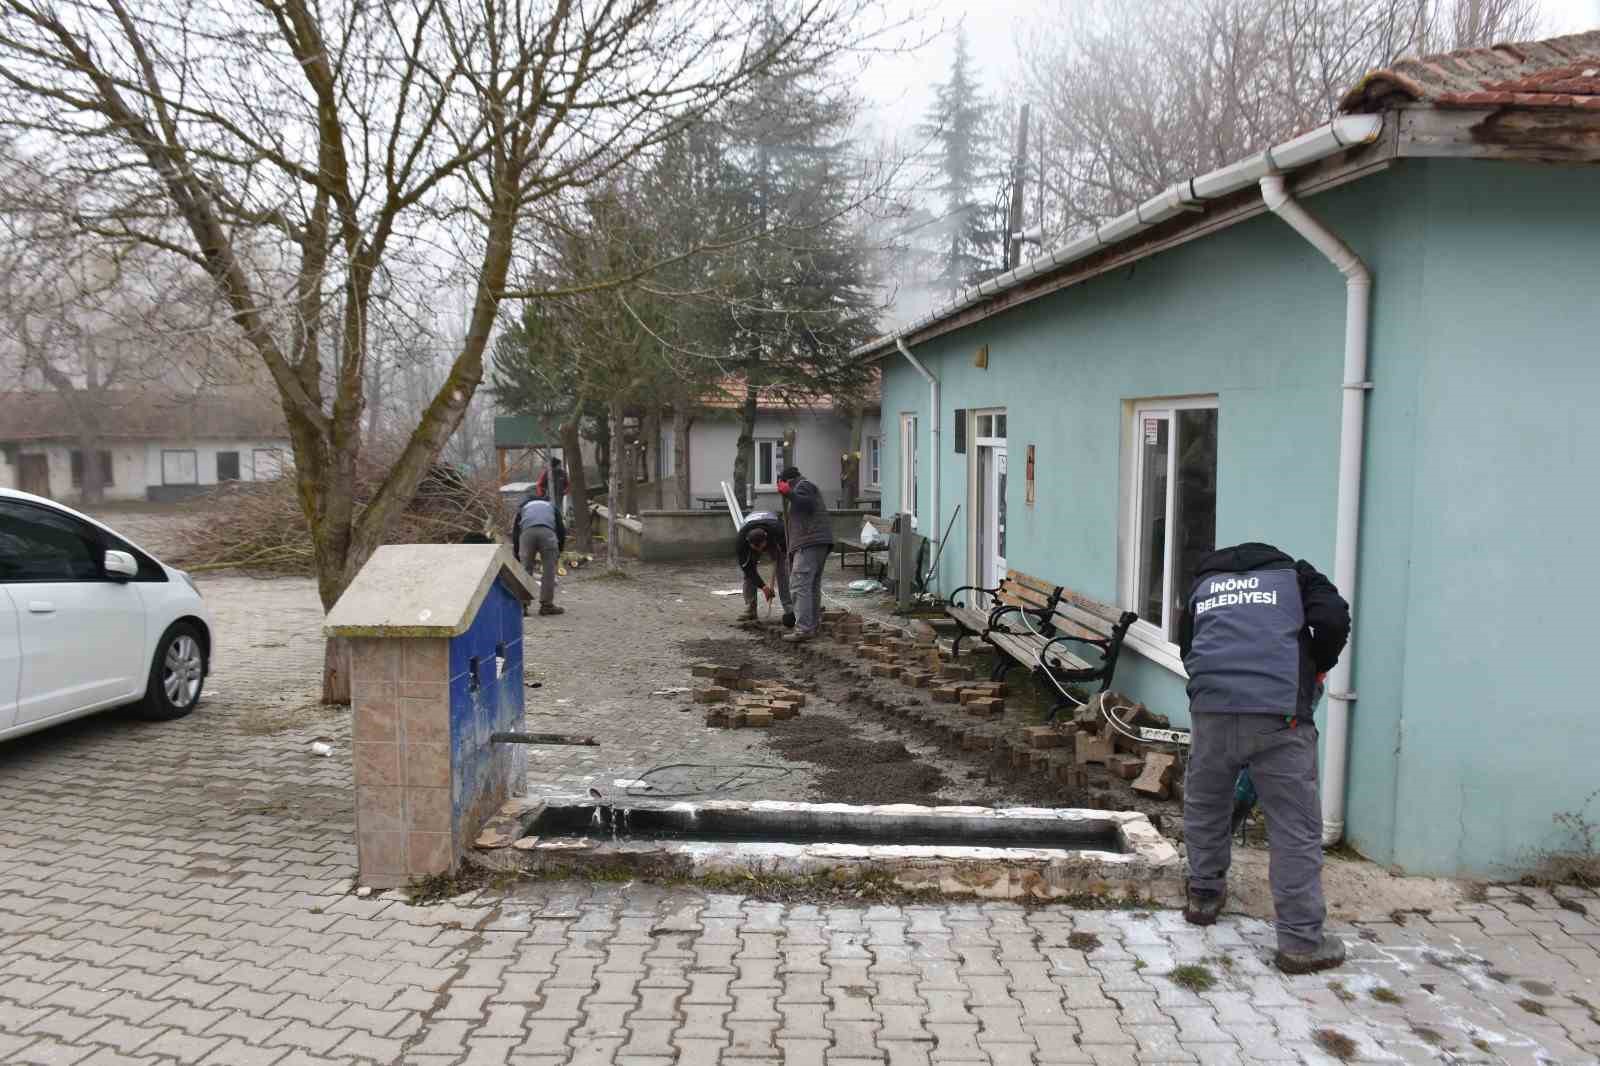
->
xmin=0 ymin=487 xmax=212 ymax=741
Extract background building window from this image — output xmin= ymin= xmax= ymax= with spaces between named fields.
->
xmin=865 ymin=435 xmax=880 ymax=489
xmin=161 ymin=449 xmax=198 ymax=486
xmin=755 ymin=439 xmax=784 ymax=491
xmin=216 ymin=451 xmax=241 ymax=482
xmin=70 ymin=450 xmax=114 ymax=488
xmin=1127 ymin=399 xmax=1218 ymax=643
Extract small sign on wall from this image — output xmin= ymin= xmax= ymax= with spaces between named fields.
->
xmin=1026 ymin=445 xmax=1036 ymax=506
xmin=974 ymin=345 xmax=989 ymax=369
xmin=1144 ymin=418 xmax=1160 ymax=445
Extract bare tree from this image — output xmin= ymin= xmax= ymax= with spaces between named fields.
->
xmin=0 ymin=0 xmax=881 ymax=700
xmin=1019 ymin=0 xmax=1543 ymax=242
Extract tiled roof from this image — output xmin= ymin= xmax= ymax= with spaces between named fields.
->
xmin=697 ymin=372 xmax=880 ymax=413
xmin=0 ymin=390 xmax=287 ymax=443
xmin=1340 ymin=31 xmax=1600 ymax=112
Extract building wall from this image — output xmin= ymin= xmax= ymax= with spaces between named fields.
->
xmin=1381 ymin=160 xmax=1600 ymax=878
xmin=0 ymin=438 xmax=292 ymax=503
xmin=880 ymin=159 xmax=1600 ymax=877
xmin=687 ymin=409 xmax=858 ymax=513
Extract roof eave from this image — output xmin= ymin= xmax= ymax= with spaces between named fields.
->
xmin=856 ymin=114 xmax=1386 ymax=362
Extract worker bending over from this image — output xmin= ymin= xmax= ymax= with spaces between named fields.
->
xmin=512 ymin=487 xmax=566 ymax=617
xmin=735 ymin=511 xmax=794 ymax=627
xmin=1178 ymin=542 xmax=1350 ymax=974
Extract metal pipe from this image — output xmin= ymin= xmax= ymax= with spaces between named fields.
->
xmin=1259 ymin=173 xmax=1371 ymax=848
xmin=894 ymin=336 xmax=940 ymax=590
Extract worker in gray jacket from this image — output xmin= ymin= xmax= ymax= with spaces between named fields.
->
xmin=1177 ymin=542 xmax=1350 ymax=974
xmin=511 ymin=488 xmax=566 ymax=617
xmin=777 ymin=465 xmax=831 ymax=642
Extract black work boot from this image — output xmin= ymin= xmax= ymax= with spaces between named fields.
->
xmin=1184 ymin=885 xmax=1227 ymax=926
xmin=739 ymin=604 xmax=758 ymax=622
xmin=539 ymin=603 xmax=565 ymax=616
xmin=1274 ymin=935 xmax=1347 ymax=975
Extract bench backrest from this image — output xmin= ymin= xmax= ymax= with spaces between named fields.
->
xmin=1004 ymin=569 xmax=1139 ymax=641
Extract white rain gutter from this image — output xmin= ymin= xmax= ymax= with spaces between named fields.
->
xmin=1259 ymin=173 xmax=1371 ymax=848
xmin=852 ymin=115 xmax=1384 ymax=361
xmin=894 ymin=336 xmax=940 ymax=588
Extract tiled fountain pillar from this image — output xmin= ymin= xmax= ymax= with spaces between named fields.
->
xmin=324 ymin=545 xmax=535 ymax=889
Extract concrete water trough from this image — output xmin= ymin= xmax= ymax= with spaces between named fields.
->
xmin=482 ymin=798 xmax=1183 ymax=903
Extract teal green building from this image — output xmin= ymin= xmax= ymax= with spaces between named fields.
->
xmin=862 ymin=36 xmax=1600 ymax=878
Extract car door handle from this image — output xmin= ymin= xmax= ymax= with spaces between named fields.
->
xmin=27 ymin=601 xmax=55 ymax=614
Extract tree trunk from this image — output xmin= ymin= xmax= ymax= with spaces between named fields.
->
xmin=606 ymin=395 xmax=624 ymax=570
xmin=673 ymin=408 xmax=691 ymax=510
xmin=733 ymin=382 xmax=757 ymax=506
xmin=77 ymin=428 xmax=105 ymax=506
xmin=561 ymin=415 xmax=593 ymax=554
xmin=844 ymin=406 xmax=865 ymax=509
xmin=621 ymin=418 xmax=639 ymax=518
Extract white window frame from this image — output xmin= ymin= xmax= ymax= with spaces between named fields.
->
xmin=865 ymin=435 xmax=881 ymax=490
xmin=754 ymin=438 xmax=784 ymax=492
xmin=899 ymin=413 xmax=919 ymax=527
xmin=660 ymin=427 xmax=675 ymax=480
xmin=1121 ymin=395 xmax=1217 ymax=675
xmin=160 ymin=448 xmax=198 ymax=486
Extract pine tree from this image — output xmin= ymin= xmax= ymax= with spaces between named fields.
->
xmin=920 ymin=30 xmax=1005 ymax=297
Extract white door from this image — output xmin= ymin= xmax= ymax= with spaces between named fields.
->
xmin=0 ymin=588 xmax=19 ymax=731
xmin=0 ymin=500 xmax=147 ymax=725
xmin=981 ymin=447 xmax=1008 ymax=589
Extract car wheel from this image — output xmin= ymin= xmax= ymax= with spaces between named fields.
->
xmin=137 ymin=623 xmax=207 ymax=721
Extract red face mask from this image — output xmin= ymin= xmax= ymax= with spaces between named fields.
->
xmin=777 ymin=479 xmax=791 ymax=495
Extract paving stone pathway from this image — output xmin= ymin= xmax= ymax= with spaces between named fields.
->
xmin=1 ymin=542 xmax=1596 ymax=1065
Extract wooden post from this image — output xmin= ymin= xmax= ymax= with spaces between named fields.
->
xmin=1007 ymin=103 xmax=1031 ymax=271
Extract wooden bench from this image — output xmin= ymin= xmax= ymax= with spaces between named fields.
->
xmin=835 ymin=515 xmax=891 ymax=579
xmin=950 ymin=569 xmax=1139 ymax=720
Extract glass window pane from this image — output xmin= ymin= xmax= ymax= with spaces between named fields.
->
xmin=759 ymin=442 xmax=773 ymax=486
xmin=997 ymin=453 xmax=1007 ymax=559
xmin=978 ymin=414 xmax=992 ymax=437
xmin=0 ymin=502 xmax=100 ymax=581
xmin=995 ymin=414 xmax=1007 ymax=439
xmin=1136 ymin=415 xmax=1170 ymax=629
xmin=1173 ymin=408 xmax=1219 ymax=619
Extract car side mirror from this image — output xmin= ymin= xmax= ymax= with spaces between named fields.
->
xmin=104 ymin=549 xmax=138 ymax=580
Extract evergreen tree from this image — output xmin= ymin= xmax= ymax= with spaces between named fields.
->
xmin=920 ymin=30 xmax=1005 ymax=297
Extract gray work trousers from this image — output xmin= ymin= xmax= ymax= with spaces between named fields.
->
xmin=789 ymin=545 xmax=831 ymax=634
xmin=1184 ymin=711 xmax=1324 ymax=953
xmin=518 ymin=526 xmax=559 ymax=606
xmin=743 ymin=551 xmax=794 ymax=611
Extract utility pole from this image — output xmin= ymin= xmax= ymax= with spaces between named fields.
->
xmin=1006 ymin=103 xmax=1030 ymax=271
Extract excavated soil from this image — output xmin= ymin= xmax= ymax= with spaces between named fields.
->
xmin=764 ymin=716 xmax=950 ymax=805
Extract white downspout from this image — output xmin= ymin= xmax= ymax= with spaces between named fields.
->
xmin=894 ymin=336 xmax=941 ymax=589
xmin=1259 ymin=174 xmax=1370 ymax=848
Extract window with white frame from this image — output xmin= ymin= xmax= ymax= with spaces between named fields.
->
xmin=660 ymin=427 xmax=675 ymax=479
xmin=899 ymin=414 xmax=919 ymax=524
xmin=755 ymin=438 xmax=785 ymax=491
xmin=1125 ymin=398 xmax=1218 ymax=646
xmin=865 ymin=435 xmax=881 ymax=490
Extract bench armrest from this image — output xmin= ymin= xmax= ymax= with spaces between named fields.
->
xmin=949 ymin=584 xmax=999 ymax=611
xmin=988 ymin=603 xmax=1055 ymax=636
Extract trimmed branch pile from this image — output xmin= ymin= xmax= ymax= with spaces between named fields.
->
xmin=174 ymin=462 xmax=504 ymax=576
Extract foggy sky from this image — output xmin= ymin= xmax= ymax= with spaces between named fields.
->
xmin=859 ymin=0 xmax=1600 ymax=133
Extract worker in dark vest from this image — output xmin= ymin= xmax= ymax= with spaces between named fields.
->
xmin=778 ymin=465 xmax=832 ymax=642
xmin=1177 ymin=542 xmax=1350 ymax=974
xmin=512 ymin=487 xmax=566 ymax=616
xmin=735 ymin=511 xmax=794 ymax=627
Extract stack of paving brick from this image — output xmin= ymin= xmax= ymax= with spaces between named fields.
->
xmin=691 ymin=662 xmax=806 ymax=729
